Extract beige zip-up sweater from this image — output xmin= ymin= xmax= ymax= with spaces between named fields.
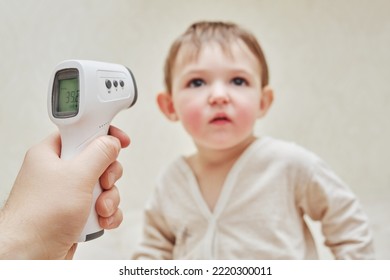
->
xmin=133 ymin=137 xmax=374 ymax=259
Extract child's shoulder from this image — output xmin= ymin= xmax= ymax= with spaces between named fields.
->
xmin=156 ymin=156 xmax=191 ymax=184
xmin=255 ymin=136 xmax=322 ymax=169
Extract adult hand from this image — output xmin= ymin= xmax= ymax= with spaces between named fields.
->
xmin=0 ymin=126 xmax=130 ymax=259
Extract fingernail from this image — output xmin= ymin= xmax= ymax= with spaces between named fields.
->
xmin=105 ymin=199 xmax=114 ymax=212
xmin=106 ymin=216 xmax=114 ymax=227
xmin=108 ymin=172 xmax=116 ymax=187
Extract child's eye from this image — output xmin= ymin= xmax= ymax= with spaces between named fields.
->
xmin=231 ymin=77 xmax=248 ymax=86
xmin=188 ymin=78 xmax=205 ymax=88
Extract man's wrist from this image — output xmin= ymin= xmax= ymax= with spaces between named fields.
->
xmin=0 ymin=207 xmax=36 ymax=259
xmin=0 ymin=208 xmax=16 ymax=259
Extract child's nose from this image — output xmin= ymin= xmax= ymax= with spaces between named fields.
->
xmin=208 ymin=83 xmax=230 ymax=105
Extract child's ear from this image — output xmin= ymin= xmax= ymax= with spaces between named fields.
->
xmin=156 ymin=92 xmax=179 ymax=121
xmin=258 ymin=85 xmax=274 ymax=118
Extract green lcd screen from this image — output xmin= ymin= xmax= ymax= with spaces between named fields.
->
xmin=58 ymin=78 xmax=79 ymax=114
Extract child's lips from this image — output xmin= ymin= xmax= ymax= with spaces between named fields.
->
xmin=209 ymin=113 xmax=232 ymax=125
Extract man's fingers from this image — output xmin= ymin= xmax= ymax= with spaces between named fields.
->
xmin=109 ymin=126 xmax=131 ymax=148
xmin=100 ymin=161 xmax=123 ymax=190
xmin=74 ymin=136 xmax=121 ymax=192
xmin=98 ymin=208 xmax=123 ymax=229
xmin=96 ymin=186 xmax=120 ymax=218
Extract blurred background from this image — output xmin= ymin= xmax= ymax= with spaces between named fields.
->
xmin=0 ymin=0 xmax=388 ymax=259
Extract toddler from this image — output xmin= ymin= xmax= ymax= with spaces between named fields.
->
xmin=133 ymin=21 xmax=374 ymax=259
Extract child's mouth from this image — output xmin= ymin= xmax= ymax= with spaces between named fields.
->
xmin=210 ymin=114 xmax=231 ymax=124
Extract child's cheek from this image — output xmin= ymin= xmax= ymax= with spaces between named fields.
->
xmin=235 ymin=101 xmax=259 ymax=128
xmin=180 ymin=102 xmax=204 ymax=135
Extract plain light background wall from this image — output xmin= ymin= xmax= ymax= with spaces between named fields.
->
xmin=0 ymin=0 xmax=389 ymax=259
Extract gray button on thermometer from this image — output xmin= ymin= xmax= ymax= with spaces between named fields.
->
xmin=48 ymin=60 xmax=137 ymax=242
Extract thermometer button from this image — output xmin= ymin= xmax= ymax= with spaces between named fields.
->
xmin=105 ymin=79 xmax=112 ymax=89
xmin=113 ymin=80 xmax=118 ymax=88
xmin=119 ymin=80 xmax=125 ymax=87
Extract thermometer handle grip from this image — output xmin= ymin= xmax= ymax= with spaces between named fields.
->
xmin=78 ymin=181 xmax=104 ymax=242
xmin=60 ymin=127 xmax=109 ymax=242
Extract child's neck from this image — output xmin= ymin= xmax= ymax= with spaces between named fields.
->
xmin=194 ymin=136 xmax=256 ymax=167
xmin=186 ymin=136 xmax=256 ymax=212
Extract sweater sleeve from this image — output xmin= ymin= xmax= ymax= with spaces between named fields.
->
xmin=297 ymin=156 xmax=375 ymax=259
xmin=132 ymin=187 xmax=175 ymax=260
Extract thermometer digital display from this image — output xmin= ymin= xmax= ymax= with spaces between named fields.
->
xmin=48 ymin=60 xmax=137 ymax=242
xmin=53 ymin=69 xmax=80 ymax=117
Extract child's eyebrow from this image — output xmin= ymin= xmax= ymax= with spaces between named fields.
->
xmin=177 ymin=68 xmax=209 ymax=78
xmin=180 ymin=67 xmax=255 ymax=77
xmin=229 ymin=68 xmax=255 ymax=75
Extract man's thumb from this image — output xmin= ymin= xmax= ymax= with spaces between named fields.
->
xmin=73 ymin=135 xmax=121 ymax=189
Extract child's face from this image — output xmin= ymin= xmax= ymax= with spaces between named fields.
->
xmin=159 ymin=41 xmax=272 ymax=150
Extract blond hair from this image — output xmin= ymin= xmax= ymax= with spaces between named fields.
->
xmin=164 ymin=21 xmax=269 ymax=93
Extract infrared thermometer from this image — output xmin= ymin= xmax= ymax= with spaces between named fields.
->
xmin=48 ymin=60 xmax=137 ymax=242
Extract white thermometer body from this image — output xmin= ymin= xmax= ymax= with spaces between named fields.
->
xmin=48 ymin=60 xmax=137 ymax=242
